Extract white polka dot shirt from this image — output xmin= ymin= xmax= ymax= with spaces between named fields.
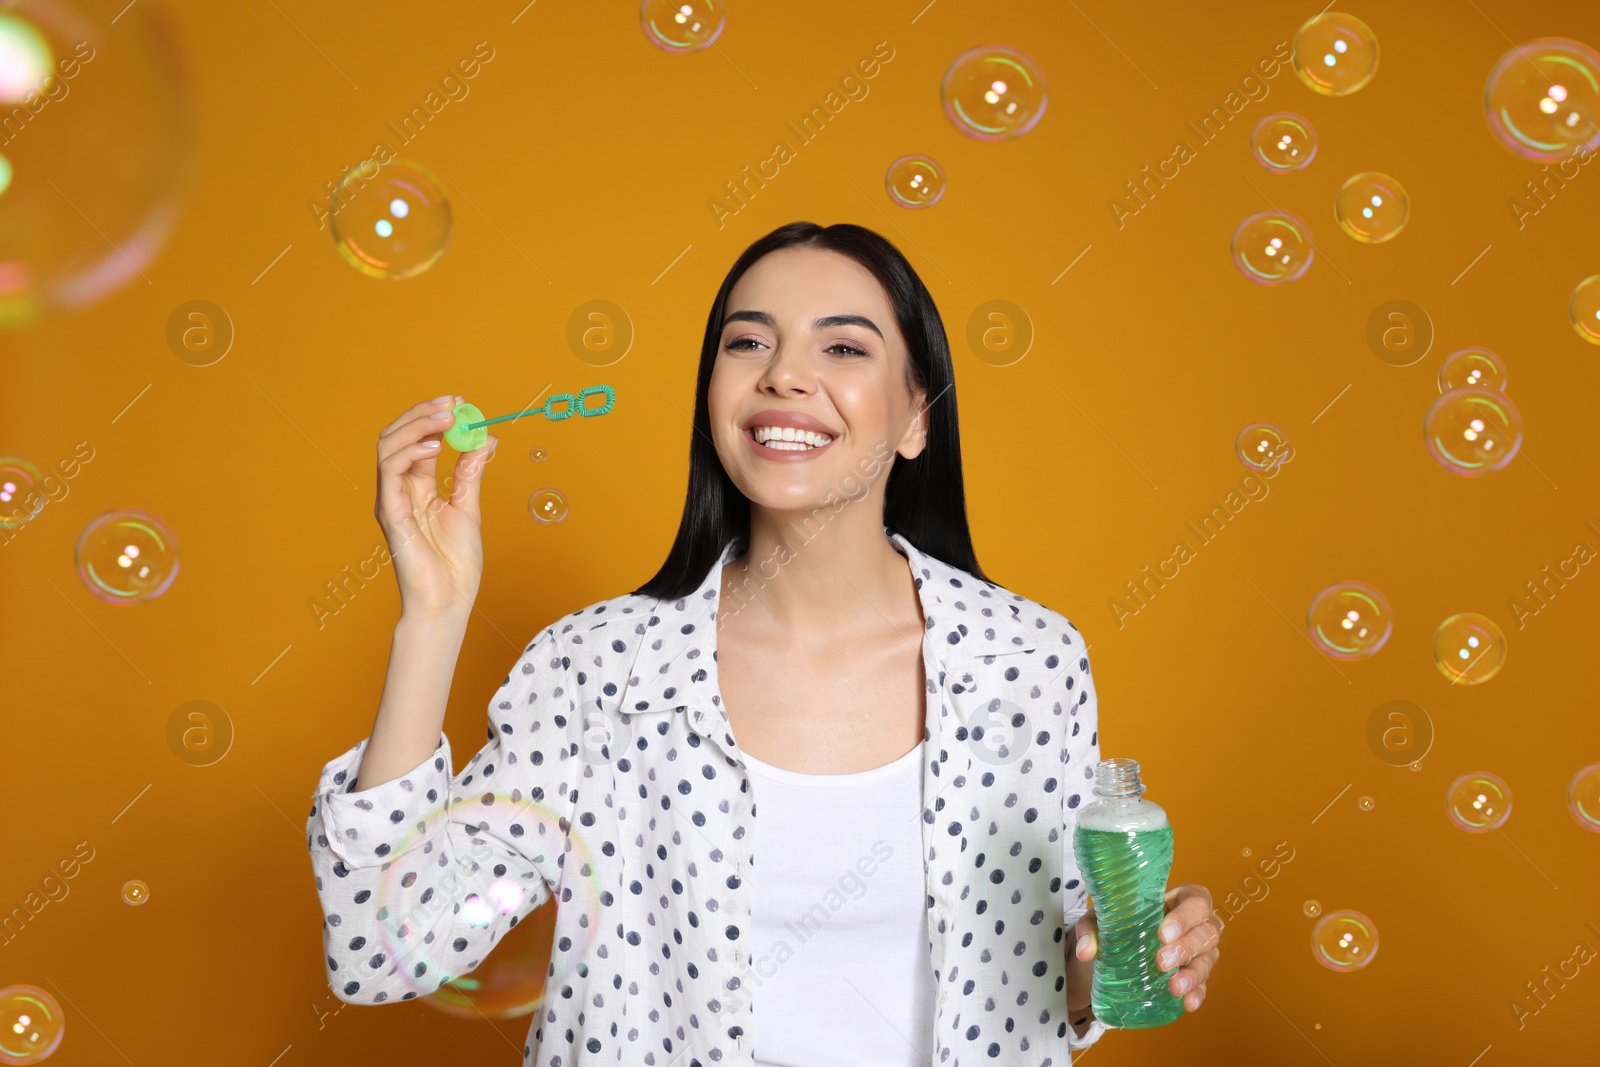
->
xmin=306 ymin=529 xmax=1109 ymax=1064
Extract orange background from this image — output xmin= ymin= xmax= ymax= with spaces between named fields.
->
xmin=3 ymin=0 xmax=1598 ymax=1063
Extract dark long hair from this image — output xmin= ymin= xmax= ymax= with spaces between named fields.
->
xmin=631 ymin=221 xmax=990 ymax=600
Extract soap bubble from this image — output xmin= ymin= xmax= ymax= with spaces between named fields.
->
xmin=0 ymin=457 xmax=45 ymax=529
xmin=329 ymin=160 xmax=451 ymax=279
xmin=1483 ymin=38 xmax=1600 ymax=162
xmin=884 ymin=154 xmax=946 ymax=209
xmin=0 ymin=2 xmax=192 ymax=328
xmin=528 ymin=488 xmax=569 ymax=524
xmin=1357 ymin=795 xmax=1375 ymax=811
xmin=1307 ymin=581 xmax=1393 ymax=660
xmin=0 ymin=985 xmax=64 ymax=1064
xmin=940 ymin=45 xmax=1048 ymax=142
xmin=1293 ymin=12 xmax=1380 ymax=96
xmin=639 ymin=0 xmax=724 ymax=53
xmin=1303 ymin=899 xmax=1322 ymax=918
xmin=1312 ymin=909 xmax=1379 ymax=971
xmin=1438 ymin=348 xmax=1507 ymax=393
xmin=1335 ymin=172 xmax=1409 ymax=243
xmin=529 ymin=446 xmax=547 ymax=462
xmin=1424 ymin=387 xmax=1523 ymax=476
xmin=74 ymin=510 xmax=180 ymax=604
xmin=1432 ymin=612 xmax=1507 ymax=685
xmin=1235 ymin=422 xmax=1292 ymax=471
xmin=1571 ymin=275 xmax=1600 ymax=345
xmin=1251 ymin=113 xmax=1319 ymax=172
xmin=1446 ymin=772 xmax=1512 ymax=832
xmin=1231 ymin=210 xmax=1314 ymax=285
xmin=1569 ymin=763 xmax=1600 ymax=832
xmin=121 ymin=879 xmax=150 ymax=905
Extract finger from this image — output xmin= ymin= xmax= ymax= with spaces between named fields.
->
xmin=1169 ymin=950 xmax=1217 ymax=998
xmin=380 ymin=395 xmax=460 ymax=439
xmin=1159 ymin=889 xmax=1214 ymax=944
xmin=377 ymin=439 xmax=444 ymax=531
xmin=1072 ymin=913 xmax=1097 ymax=960
xmin=1156 ymin=915 xmax=1221 ymax=971
xmin=449 ymin=434 xmax=498 ymax=524
xmin=380 ymin=404 xmax=460 ymax=467
xmin=1184 ymin=981 xmax=1206 ymax=1012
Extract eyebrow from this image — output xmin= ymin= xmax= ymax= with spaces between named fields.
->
xmin=722 ymin=309 xmax=884 ymax=341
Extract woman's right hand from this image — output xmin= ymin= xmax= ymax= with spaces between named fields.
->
xmin=374 ymin=395 xmax=498 ymax=620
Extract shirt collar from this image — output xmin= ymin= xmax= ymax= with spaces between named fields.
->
xmin=621 ymin=527 xmax=1043 ymax=719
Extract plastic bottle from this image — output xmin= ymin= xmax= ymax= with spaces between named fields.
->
xmin=1072 ymin=757 xmax=1184 ymax=1028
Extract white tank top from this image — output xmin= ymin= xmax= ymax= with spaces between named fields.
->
xmin=742 ymin=740 xmax=935 ymax=1067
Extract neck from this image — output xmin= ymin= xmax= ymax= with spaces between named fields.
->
xmin=721 ymin=501 xmax=911 ymax=632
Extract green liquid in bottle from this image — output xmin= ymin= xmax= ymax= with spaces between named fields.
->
xmin=1072 ymin=761 xmax=1185 ymax=1029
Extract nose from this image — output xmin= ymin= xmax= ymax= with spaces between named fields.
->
xmin=757 ymin=340 xmax=816 ymax=396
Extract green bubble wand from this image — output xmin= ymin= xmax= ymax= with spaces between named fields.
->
xmin=443 ymin=385 xmax=617 ymax=451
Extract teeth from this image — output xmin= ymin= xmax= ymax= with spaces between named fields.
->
xmin=752 ymin=425 xmax=832 ymax=449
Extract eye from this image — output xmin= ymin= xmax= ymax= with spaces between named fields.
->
xmin=828 ymin=342 xmax=869 ymax=357
xmin=725 ymin=336 xmax=765 ymax=352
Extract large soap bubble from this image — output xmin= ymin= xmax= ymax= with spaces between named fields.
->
xmin=1483 ymin=38 xmax=1600 ymax=163
xmin=0 ymin=1 xmax=192 ymax=328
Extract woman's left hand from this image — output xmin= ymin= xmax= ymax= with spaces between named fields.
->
xmin=1073 ymin=883 xmax=1221 ymax=1013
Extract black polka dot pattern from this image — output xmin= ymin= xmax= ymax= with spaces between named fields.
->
xmin=306 ymin=529 xmax=1107 ymax=1063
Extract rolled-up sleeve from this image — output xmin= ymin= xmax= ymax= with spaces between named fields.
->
xmin=1059 ymin=627 xmax=1109 ymax=1054
xmin=305 ymin=624 xmax=580 ymax=1005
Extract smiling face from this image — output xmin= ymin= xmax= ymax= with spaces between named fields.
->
xmin=708 ymin=245 xmax=929 ymax=514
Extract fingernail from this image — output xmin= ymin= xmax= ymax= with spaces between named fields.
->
xmin=1161 ymin=921 xmax=1181 ymax=942
xmin=1175 ymin=975 xmax=1191 ymax=994
xmin=454 ymin=395 xmax=465 ymax=404
xmin=1159 ymin=947 xmax=1180 ymax=968
xmin=432 ymin=410 xmax=453 ymax=420
xmin=433 ymin=394 xmax=452 ymax=403
xmin=421 ymin=440 xmax=440 ymax=449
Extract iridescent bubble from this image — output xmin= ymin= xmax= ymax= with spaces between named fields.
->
xmin=1311 ymin=909 xmax=1379 ymax=971
xmin=884 ymin=154 xmax=947 ymax=209
xmin=1483 ymin=38 xmax=1600 ymax=162
xmin=940 ymin=45 xmax=1048 ymax=142
xmin=639 ymin=0 xmax=724 ymax=54
xmin=1307 ymin=581 xmax=1393 ymax=660
xmin=1235 ymin=422 xmax=1292 ymax=471
xmin=528 ymin=488 xmax=569 ymax=524
xmin=1446 ymin=772 xmax=1512 ymax=832
xmin=1432 ymin=612 xmax=1507 ymax=685
xmin=1571 ymin=275 xmax=1600 ymax=345
xmin=1335 ymin=172 xmax=1409 ymax=243
xmin=330 ymin=160 xmax=452 ymax=279
xmin=121 ymin=879 xmax=150 ymax=906
xmin=1303 ymin=899 xmax=1322 ymax=918
xmin=1241 ymin=847 xmax=1253 ymax=857
xmin=1424 ymin=387 xmax=1523 ymax=476
xmin=529 ymin=446 xmax=547 ymax=462
xmin=0 ymin=457 xmax=45 ymax=530
xmin=0 ymin=3 xmax=192 ymax=328
xmin=1293 ymin=12 xmax=1380 ymax=96
xmin=1357 ymin=795 xmax=1375 ymax=811
xmin=1231 ymin=211 xmax=1314 ymax=285
xmin=1251 ymin=112 xmax=1319 ymax=172
xmin=0 ymin=985 xmax=64 ymax=1064
xmin=74 ymin=510 xmax=180 ymax=604
xmin=1438 ymin=348 xmax=1508 ymax=393
xmin=1569 ymin=763 xmax=1600 ymax=832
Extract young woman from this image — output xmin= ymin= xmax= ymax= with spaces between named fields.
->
xmin=307 ymin=221 xmax=1221 ymax=1065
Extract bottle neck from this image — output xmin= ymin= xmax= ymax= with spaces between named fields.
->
xmin=1092 ymin=757 xmax=1147 ymax=799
